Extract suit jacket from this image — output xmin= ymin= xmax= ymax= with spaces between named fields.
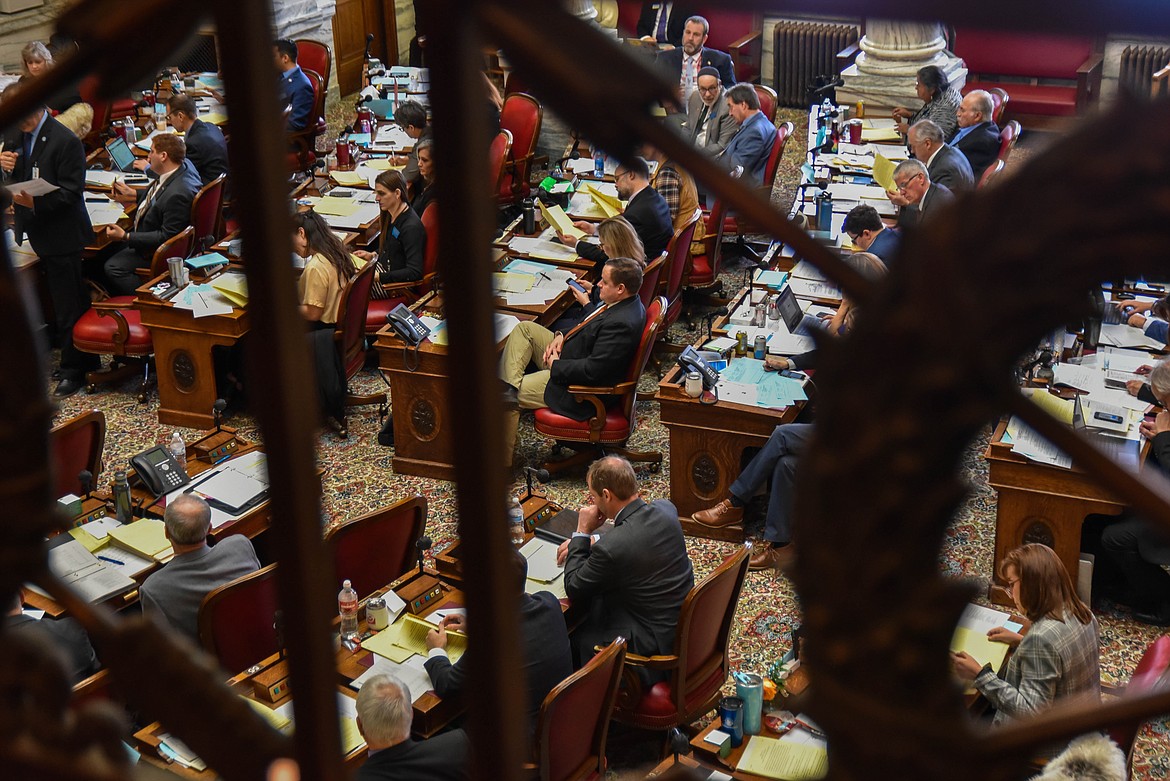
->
xmin=897 ymin=183 xmax=954 ymax=229
xmin=281 ymin=65 xmax=315 ymax=131
xmin=656 ymin=46 xmax=735 ymax=93
xmin=4 ymin=114 xmax=91 ymax=256
xmin=423 ymin=591 xmax=572 ymax=733
xmin=575 ymin=186 xmax=673 ymax=270
xmin=545 ymin=294 xmax=646 ymax=420
xmin=925 ymin=143 xmax=974 ymax=193
xmin=355 ymin=730 xmax=470 ymax=781
xmin=184 ymin=119 xmax=229 ymax=185
xmin=7 ymin=613 xmax=100 ymax=683
xmin=954 ymin=121 xmax=1001 ymax=181
xmin=685 ymin=89 xmax=737 ymax=154
xmin=867 ymin=227 xmax=902 ymax=266
xmin=140 ymin=535 xmax=260 ymax=640
xmin=127 ymin=161 xmax=202 ymax=261
xmin=564 ymin=498 xmax=694 ymax=663
xmin=722 ymin=110 xmax=777 ymax=187
xmin=635 ymin=1 xmax=693 ymax=45
xmin=1139 ymin=432 xmax=1170 ymax=564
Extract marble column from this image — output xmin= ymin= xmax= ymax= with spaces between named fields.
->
xmin=837 ymin=20 xmax=966 ymax=111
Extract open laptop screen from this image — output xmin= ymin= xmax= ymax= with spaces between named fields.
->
xmin=105 ymin=137 xmax=137 ymax=172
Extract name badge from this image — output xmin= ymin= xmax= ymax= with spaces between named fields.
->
xmin=31 ymin=166 xmax=39 ymax=180
xmin=390 ymin=226 xmax=401 ymax=239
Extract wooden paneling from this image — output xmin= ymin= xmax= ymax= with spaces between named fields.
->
xmin=333 ymin=0 xmax=400 ymax=96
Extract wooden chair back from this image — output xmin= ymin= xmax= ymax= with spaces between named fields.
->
xmin=50 ymin=410 xmax=106 ymax=499
xmin=662 ymin=210 xmax=702 ymax=311
xmin=762 ymin=121 xmax=794 ymax=195
xmin=489 ymin=128 xmax=514 ymax=196
xmin=998 ymin=120 xmax=1022 ymax=163
xmin=1108 ymin=635 xmax=1170 ymax=763
xmin=334 ymin=262 xmax=378 ymax=382
xmin=754 ymin=84 xmax=778 ymax=124
xmin=977 ymin=159 xmax=1005 ymax=190
xmin=499 ymin=93 xmax=543 ymax=201
xmin=198 ymin=563 xmax=281 ymax=675
xmin=325 ymin=495 xmax=427 ymax=599
xmin=190 ymin=174 xmax=226 ymax=249
xmin=639 ymin=252 xmax=666 ymax=309
xmin=534 ymin=638 xmax=626 ymax=781
xmin=148 ymin=226 xmax=196 ymax=278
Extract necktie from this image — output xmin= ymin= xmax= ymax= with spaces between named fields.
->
xmin=135 ymin=180 xmax=160 ymax=229
xmin=654 ymin=2 xmax=671 ymax=42
xmin=695 ymin=105 xmax=710 ymax=142
xmin=22 ymin=132 xmax=33 ymax=162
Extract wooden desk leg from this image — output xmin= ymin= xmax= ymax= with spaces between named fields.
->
xmin=988 ymin=489 xmax=1118 ymax=606
xmin=669 ymin=427 xmax=746 ymax=542
xmin=152 ymin=330 xmax=222 ymax=429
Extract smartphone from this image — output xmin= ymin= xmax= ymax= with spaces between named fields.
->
xmin=566 ymin=279 xmax=586 ymax=294
xmin=1094 ymin=411 xmax=1125 ymax=424
xmin=780 ymin=369 xmax=807 ymax=380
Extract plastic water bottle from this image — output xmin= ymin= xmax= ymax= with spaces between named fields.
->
xmin=338 ymin=579 xmax=359 ymax=640
xmin=508 ymin=495 xmax=525 ymax=546
xmin=169 ymin=431 xmax=185 ymax=462
xmin=593 ymin=149 xmax=605 ymax=178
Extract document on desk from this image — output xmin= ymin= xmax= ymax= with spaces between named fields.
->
xmin=860 ymin=127 xmax=902 ymax=143
xmin=374 ymin=124 xmax=414 ymax=149
xmin=871 ymin=153 xmax=897 ymax=193
xmin=527 ymin=573 xmax=568 ymax=600
xmin=108 ymin=518 xmax=173 ymax=561
xmin=84 ymin=197 xmax=127 ymax=227
xmin=1005 ymin=415 xmax=1072 ymax=469
xmin=1099 ymin=323 xmax=1164 ymax=350
xmin=312 ymin=196 xmax=362 ymax=217
xmin=171 ymin=283 xmax=235 ymax=318
xmin=508 ymin=236 xmax=578 ymax=262
xmin=365 ymin=614 xmax=468 ymax=664
xmin=85 ymin=169 xmax=120 ymax=188
xmin=1051 ymin=365 xmax=1151 ymax=412
xmin=737 ymin=735 xmax=828 ymax=780
xmin=788 ymin=261 xmax=827 ymax=282
xmin=538 ymin=201 xmax=586 ymax=240
xmin=212 ymin=271 xmax=249 ymax=307
xmin=788 ymin=278 xmax=841 ymax=301
xmin=253 ymin=693 xmax=365 ymax=753
xmin=584 ymin=184 xmax=623 ymax=217
xmin=350 ymin=654 xmax=433 ymax=702
xmin=3 ymin=177 xmax=60 ymax=197
xmin=520 ymin=537 xmax=564 ymax=582
xmin=754 ymin=269 xmax=789 ymax=288
xmin=493 ymin=271 xmax=534 ymax=294
xmin=46 ymin=538 xmax=137 ymax=603
xmin=192 ymin=467 xmax=267 ymax=513
xmin=135 ymin=128 xmax=177 ymax=151
xmin=567 ymin=191 xmax=609 ymax=220
xmin=329 ymin=170 xmax=368 ymax=187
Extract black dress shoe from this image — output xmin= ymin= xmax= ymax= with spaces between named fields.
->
xmin=377 ymin=418 xmax=395 ymax=447
xmin=53 ymin=378 xmax=83 ymax=398
xmin=1133 ymin=605 xmax=1170 ymax=627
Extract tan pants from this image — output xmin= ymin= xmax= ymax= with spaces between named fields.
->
xmin=500 ymin=321 xmax=556 ymax=465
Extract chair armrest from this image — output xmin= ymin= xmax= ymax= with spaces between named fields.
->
xmin=90 ymin=298 xmax=135 ymax=311
xmin=728 ymin=30 xmax=761 ymax=52
xmin=1077 ymin=52 xmax=1104 ymax=107
xmin=729 ymin=31 xmax=762 ymax=84
xmin=566 ymin=381 xmax=636 ymax=397
xmin=622 ymin=650 xmax=681 ymax=671
xmin=92 ymin=303 xmax=133 ymax=348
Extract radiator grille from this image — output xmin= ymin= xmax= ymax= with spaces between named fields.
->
xmin=772 ymin=22 xmax=859 ymax=108
xmin=1119 ymin=45 xmax=1170 ymax=98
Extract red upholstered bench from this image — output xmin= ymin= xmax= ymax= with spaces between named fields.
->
xmin=953 ymin=28 xmax=1102 ymax=118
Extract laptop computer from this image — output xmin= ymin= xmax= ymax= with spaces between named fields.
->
xmin=776 ymin=285 xmax=822 ymax=336
xmin=105 ymin=137 xmax=138 ymax=172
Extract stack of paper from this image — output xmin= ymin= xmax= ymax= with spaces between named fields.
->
xmin=567 ymin=191 xmax=610 ymax=220
xmin=788 ymin=278 xmax=841 ymax=301
xmin=108 ymin=518 xmax=173 ymax=561
xmin=736 ymin=734 xmax=828 ymax=780
xmin=171 ymin=283 xmax=236 ymax=318
xmin=508 ymin=236 xmax=578 ymax=263
xmin=245 ymin=693 xmax=364 ymax=754
xmin=1099 ymin=324 xmax=1163 ymax=350
xmin=349 ymin=654 xmax=433 ymax=702
xmin=84 ymin=194 xmax=127 ymax=226
xmin=871 ymin=153 xmax=896 ymax=192
xmin=46 ymin=538 xmax=137 ymax=603
xmin=584 ymin=184 xmax=623 ymax=217
xmin=950 ymin=603 xmax=1013 ymax=673
xmin=374 ymin=124 xmax=413 ymax=150
xmin=495 ymin=313 xmax=521 ymax=341
xmin=158 ymin=734 xmax=207 ymax=771
xmin=1005 ymin=415 xmax=1072 ymax=469
xmin=211 ymin=271 xmax=248 ymax=307
xmin=329 ymin=170 xmax=369 ymax=187
xmin=85 ymin=169 xmax=120 ymax=188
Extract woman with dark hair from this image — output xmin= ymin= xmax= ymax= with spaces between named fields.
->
xmin=409 ymin=139 xmax=437 ymax=217
xmin=293 ymin=210 xmax=361 ymax=325
xmin=892 ymin=64 xmax=961 ymax=140
xmin=954 ymin=543 xmax=1101 ymax=725
xmin=355 ymin=169 xmax=427 ymax=287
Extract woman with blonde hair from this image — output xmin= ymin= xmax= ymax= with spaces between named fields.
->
xmin=954 ymin=543 xmax=1101 ymax=725
xmin=557 ymin=216 xmax=645 ymax=330
xmin=21 ymin=41 xmax=93 ymax=139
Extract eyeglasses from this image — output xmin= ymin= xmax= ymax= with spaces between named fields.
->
xmin=697 ymin=84 xmax=720 ymax=94
xmin=894 ymin=172 xmax=923 ymax=191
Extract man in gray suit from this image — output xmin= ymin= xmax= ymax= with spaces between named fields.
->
xmin=685 ymin=67 xmax=737 ymax=155
xmin=560 ymin=456 xmax=694 ymax=673
xmin=140 ymin=494 xmax=260 ymax=640
xmin=890 ymin=158 xmax=954 ymax=229
xmin=907 ymin=119 xmax=973 ymax=193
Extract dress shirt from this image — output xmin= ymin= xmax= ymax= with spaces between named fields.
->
xmin=952 ymin=124 xmax=977 ymax=145
xmin=24 ymin=111 xmax=49 ymax=159
xmin=134 ymin=166 xmax=177 ymax=229
xmin=680 ymin=53 xmax=700 ymax=103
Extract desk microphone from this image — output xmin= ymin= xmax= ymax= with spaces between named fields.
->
xmin=416 ymin=535 xmax=432 ymax=574
xmin=704 ymin=306 xmax=728 ymax=339
xmin=363 ymin=33 xmax=374 ymax=63
xmin=522 ymin=467 xmax=550 ymax=502
xmin=668 ymin=727 xmax=690 ymax=763
xmin=213 ymin=398 xmax=227 ymax=432
xmin=79 ymin=469 xmax=93 ymax=499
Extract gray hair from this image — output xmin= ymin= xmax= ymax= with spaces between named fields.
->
xmin=893 ymin=158 xmax=929 ymax=183
xmin=909 ymin=119 xmax=944 ymax=146
xmin=967 ymin=90 xmax=995 ymax=120
xmin=356 ymin=674 xmax=413 ymax=746
xmin=163 ymin=494 xmax=211 ymax=545
xmin=1151 ymin=361 xmax=1170 ymax=399
xmin=685 ymin=15 xmax=709 ymax=36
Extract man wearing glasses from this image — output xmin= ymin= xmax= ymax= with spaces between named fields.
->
xmin=888 ymin=158 xmax=953 ymax=229
xmin=559 ymin=156 xmax=673 ymax=264
xmin=842 ymin=204 xmax=901 ymax=266
xmin=684 ymin=67 xmax=737 ymax=155
xmin=132 ymin=95 xmax=227 ymax=186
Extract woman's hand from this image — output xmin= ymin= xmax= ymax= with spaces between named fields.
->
xmin=353 ymin=249 xmax=375 ymax=262
xmin=951 ymin=651 xmax=984 ymax=681
xmin=986 ymin=627 xmax=1023 ymax=648
xmin=891 ymin=106 xmax=913 ymax=119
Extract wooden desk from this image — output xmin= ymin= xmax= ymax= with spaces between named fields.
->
xmin=135 ymin=272 xmax=249 ymax=428
xmin=983 ymin=418 xmax=1139 ymax=606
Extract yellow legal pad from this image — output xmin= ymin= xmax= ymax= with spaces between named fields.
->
xmin=107 ymin=518 xmax=172 ymax=561
xmin=538 ymin=201 xmax=586 ymax=240
xmin=860 ymin=128 xmax=902 ymax=143
xmin=737 ymin=736 xmax=828 ymax=780
xmin=363 ymin=614 xmax=468 ymax=664
xmin=872 ymin=153 xmax=897 ymax=192
xmin=211 ymin=274 xmax=249 ymax=308
xmin=363 ymin=158 xmax=401 ymax=171
xmin=329 ymin=170 xmax=368 ymax=187
xmin=313 ymin=197 xmax=363 ymax=217
xmin=584 ymin=184 xmax=623 ymax=218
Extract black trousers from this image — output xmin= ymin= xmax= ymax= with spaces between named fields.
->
xmin=103 ymin=245 xmax=148 ymax=297
xmin=40 ymin=251 xmax=98 ymax=380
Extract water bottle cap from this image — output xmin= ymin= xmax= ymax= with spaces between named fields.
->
xmin=343 ymin=579 xmax=352 ymax=588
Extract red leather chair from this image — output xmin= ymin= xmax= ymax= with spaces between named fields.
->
xmin=334 ymin=262 xmax=387 ymax=437
xmin=288 ymin=68 xmax=326 ymax=175
xmin=489 ymin=128 xmax=514 ymax=197
xmin=714 ymin=121 xmax=792 ymax=240
xmin=73 ymin=227 xmax=195 ymax=400
xmin=325 ymin=496 xmax=427 ymax=600
xmin=528 ymin=638 xmax=626 ymax=781
xmin=613 ymin=545 xmax=750 ymax=732
xmin=685 ymin=200 xmax=728 ymax=293
xmin=498 ymin=93 xmax=543 ymax=206
xmin=78 ymin=75 xmax=112 ymax=150
xmin=977 ymin=159 xmax=1005 ymax=190
xmin=50 ymin=410 xmax=106 ymax=499
xmin=190 ymin=174 xmax=226 ymax=252
xmin=998 ymin=120 xmax=1022 ymax=164
xmin=754 ymin=84 xmax=778 ymax=124
xmin=294 ymin=39 xmax=332 ymax=89
xmin=198 ymin=563 xmax=280 ymax=675
xmin=638 ymin=253 xmax=666 ymax=310
xmin=988 ymin=87 xmax=1009 ymax=126
xmin=660 ymin=210 xmax=702 ymax=333
xmin=1107 ymin=635 xmax=1170 ymax=769
xmin=365 ymin=203 xmax=441 ymax=334
xmin=533 ymin=296 xmax=667 ymax=476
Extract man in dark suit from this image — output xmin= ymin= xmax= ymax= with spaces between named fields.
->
xmin=841 ymin=204 xmax=901 ymax=266
xmin=499 ymin=258 xmax=646 ymax=467
xmin=561 ymin=456 xmax=694 ymax=670
xmin=274 ymin=38 xmax=314 ymax=132
xmin=890 ymin=158 xmax=954 ymax=228
xmin=103 ymin=132 xmax=201 ymax=295
xmin=423 ymin=546 xmax=572 ymax=734
xmin=636 ymin=1 xmax=693 ymax=46
xmin=0 ymin=80 xmax=99 ymax=397
xmin=721 ymin=82 xmax=778 ymax=188
xmin=354 ymin=674 xmax=469 ymax=781
xmin=6 ymin=594 xmax=99 ymax=683
xmin=907 ymin=119 xmax=974 ymax=193
xmin=952 ymin=90 xmax=1001 ymax=182
xmin=656 ymin=16 xmax=735 ymax=103
xmin=563 ymin=156 xmax=673 ymax=264
xmin=685 ymin=67 xmax=737 ymax=155
xmin=134 ymin=95 xmax=227 ymax=186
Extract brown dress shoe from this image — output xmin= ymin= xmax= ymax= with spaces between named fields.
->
xmin=749 ymin=542 xmax=795 ymax=571
xmin=692 ymin=499 xmax=744 ymax=528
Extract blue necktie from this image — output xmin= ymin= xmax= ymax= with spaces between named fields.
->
xmin=23 ymin=132 xmax=33 ymax=162
xmin=655 ymin=3 xmax=671 ymax=42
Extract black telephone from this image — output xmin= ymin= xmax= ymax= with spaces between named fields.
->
xmin=677 ymin=345 xmax=721 ymax=390
xmin=387 ymin=303 xmax=430 ymax=346
xmin=129 ymin=445 xmax=190 ymax=496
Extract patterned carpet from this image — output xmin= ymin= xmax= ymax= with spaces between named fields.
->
xmin=43 ymin=107 xmax=1169 ymax=778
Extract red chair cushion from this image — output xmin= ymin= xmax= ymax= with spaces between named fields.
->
xmin=498 ymin=171 xmax=528 ymax=204
xmin=954 ymin=29 xmax=1093 ymax=81
xmin=110 ymin=97 xmax=138 ymax=120
xmin=965 ymin=80 xmax=1078 ymax=117
xmin=365 ymin=296 xmax=409 ymax=333
xmin=73 ymin=298 xmax=152 ymax=354
xmin=287 ymin=150 xmax=317 ymax=173
xmin=626 ymin=666 xmax=727 ymax=722
xmin=533 ymin=406 xmax=632 ymax=442
xmin=689 ymin=252 xmax=713 ymax=287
